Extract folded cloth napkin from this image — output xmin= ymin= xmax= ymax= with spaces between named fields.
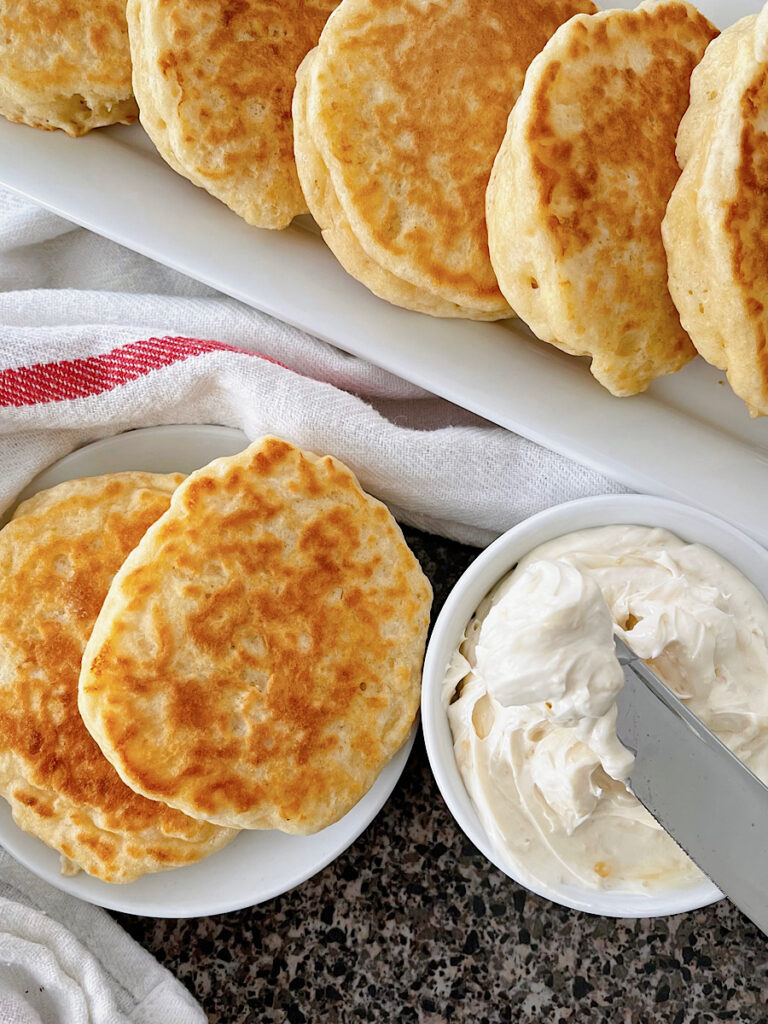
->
xmin=0 ymin=186 xmax=624 ymax=1021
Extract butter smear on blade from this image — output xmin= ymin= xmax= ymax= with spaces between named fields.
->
xmin=444 ymin=525 xmax=768 ymax=894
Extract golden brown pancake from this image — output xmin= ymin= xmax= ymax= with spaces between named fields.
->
xmin=128 ymin=0 xmax=340 ymax=228
xmin=0 ymin=0 xmax=137 ymax=135
xmin=663 ymin=8 xmax=768 ymax=417
xmin=0 ymin=473 xmax=236 ymax=883
xmin=293 ymin=0 xmax=596 ymax=319
xmin=487 ymin=1 xmax=717 ymax=396
xmin=79 ymin=438 xmax=433 ymax=833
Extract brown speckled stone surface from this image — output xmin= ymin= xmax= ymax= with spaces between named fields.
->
xmin=114 ymin=529 xmax=768 ymax=1023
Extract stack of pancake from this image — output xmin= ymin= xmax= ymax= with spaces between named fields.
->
xmin=292 ymin=0 xmax=595 ymax=320
xmin=486 ymin=1 xmax=717 ymax=396
xmin=2 ymin=0 xmax=767 ymax=410
xmin=0 ymin=438 xmax=432 ymax=882
xmin=663 ymin=4 xmax=768 ymax=417
xmin=0 ymin=0 xmax=137 ymax=134
xmin=127 ymin=0 xmax=341 ymax=229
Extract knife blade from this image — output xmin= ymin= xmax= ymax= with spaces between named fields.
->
xmin=614 ymin=634 xmax=768 ymax=935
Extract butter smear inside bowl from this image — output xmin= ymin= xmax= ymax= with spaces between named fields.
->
xmin=444 ymin=525 xmax=768 ymax=894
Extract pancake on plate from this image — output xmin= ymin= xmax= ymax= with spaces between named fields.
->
xmin=293 ymin=0 xmax=596 ymax=319
xmin=128 ymin=0 xmax=339 ymax=228
xmin=663 ymin=6 xmax=768 ymax=417
xmin=0 ymin=473 xmax=237 ymax=883
xmin=486 ymin=1 xmax=717 ymax=396
xmin=0 ymin=0 xmax=137 ymax=135
xmin=79 ymin=438 xmax=433 ymax=833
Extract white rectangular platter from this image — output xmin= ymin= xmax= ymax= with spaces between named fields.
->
xmin=1 ymin=0 xmax=766 ymax=541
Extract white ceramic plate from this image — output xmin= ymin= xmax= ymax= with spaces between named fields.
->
xmin=0 ymin=425 xmax=417 ymax=917
xmin=1 ymin=3 xmax=767 ymax=544
xmin=421 ymin=493 xmax=768 ymax=918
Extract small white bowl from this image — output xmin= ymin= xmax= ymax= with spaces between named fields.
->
xmin=422 ymin=493 xmax=768 ymax=918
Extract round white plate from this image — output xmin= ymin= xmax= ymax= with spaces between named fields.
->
xmin=0 ymin=425 xmax=416 ymax=917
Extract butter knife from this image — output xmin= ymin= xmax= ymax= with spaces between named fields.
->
xmin=614 ymin=634 xmax=768 ymax=935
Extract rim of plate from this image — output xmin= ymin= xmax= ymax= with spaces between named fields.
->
xmin=421 ymin=493 xmax=768 ymax=919
xmin=0 ymin=424 xmax=417 ymax=918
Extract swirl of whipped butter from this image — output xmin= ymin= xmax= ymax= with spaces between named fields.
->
xmin=476 ymin=559 xmax=624 ymax=723
xmin=445 ymin=525 xmax=768 ymax=894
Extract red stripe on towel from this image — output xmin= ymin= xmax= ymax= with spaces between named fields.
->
xmin=0 ymin=336 xmax=280 ymax=407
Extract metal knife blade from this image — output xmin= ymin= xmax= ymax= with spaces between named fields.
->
xmin=614 ymin=634 xmax=768 ymax=935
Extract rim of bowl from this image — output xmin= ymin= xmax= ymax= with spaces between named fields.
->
xmin=421 ymin=493 xmax=768 ymax=918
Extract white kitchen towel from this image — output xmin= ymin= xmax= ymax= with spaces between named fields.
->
xmin=0 ymin=190 xmax=624 ymax=546
xmin=0 ymin=850 xmax=204 ymax=1024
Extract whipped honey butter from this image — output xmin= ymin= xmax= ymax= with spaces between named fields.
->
xmin=444 ymin=526 xmax=768 ymax=894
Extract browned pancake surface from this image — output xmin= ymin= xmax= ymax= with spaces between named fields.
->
xmin=487 ymin=2 xmax=717 ymax=395
xmin=305 ymin=0 xmax=596 ymax=312
xmin=131 ymin=0 xmax=340 ymax=227
xmin=0 ymin=0 xmax=137 ymax=134
xmin=79 ymin=439 xmax=432 ymax=833
xmin=663 ymin=9 xmax=768 ymax=416
xmin=725 ymin=67 xmax=768 ymax=386
xmin=0 ymin=474 xmax=235 ymax=882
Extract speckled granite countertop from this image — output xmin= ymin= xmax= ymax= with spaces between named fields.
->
xmin=115 ymin=529 xmax=768 ymax=1023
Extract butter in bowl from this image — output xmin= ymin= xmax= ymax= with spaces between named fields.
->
xmin=422 ymin=494 xmax=768 ymax=920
